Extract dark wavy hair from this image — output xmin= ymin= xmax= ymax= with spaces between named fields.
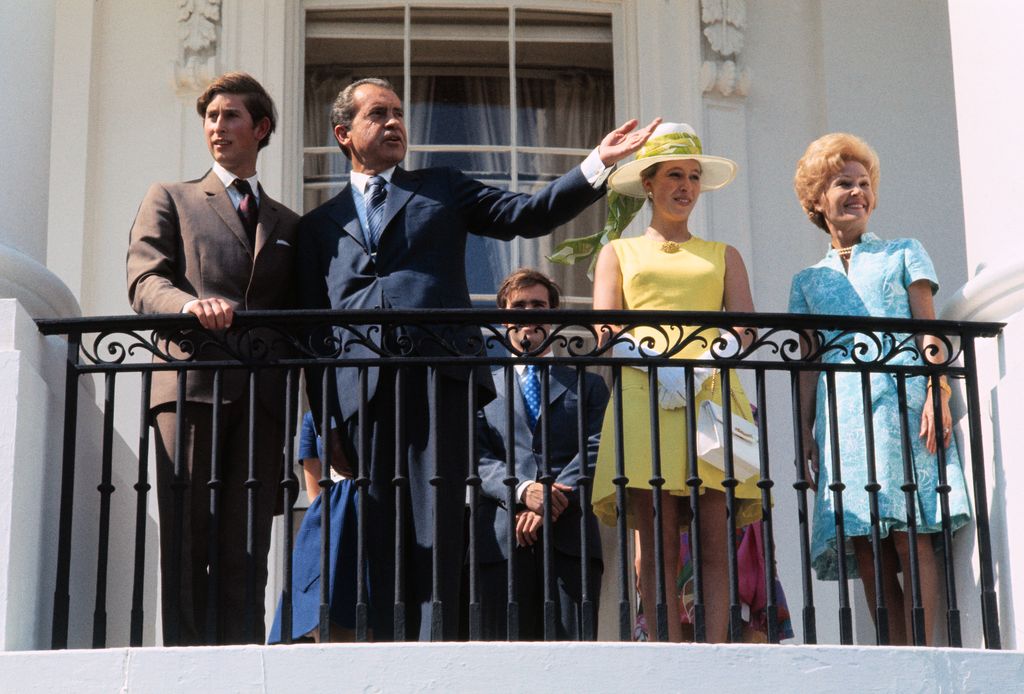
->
xmin=196 ymin=72 xmax=277 ymax=150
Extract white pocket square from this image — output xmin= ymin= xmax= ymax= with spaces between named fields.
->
xmin=275 ymin=239 xmax=292 ymax=247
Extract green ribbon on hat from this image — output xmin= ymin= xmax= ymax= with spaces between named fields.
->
xmin=546 ymin=191 xmax=644 ymax=278
xmin=548 ymin=131 xmax=705 ymax=277
xmin=634 ymin=130 xmax=703 ymax=160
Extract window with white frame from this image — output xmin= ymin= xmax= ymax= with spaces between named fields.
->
xmin=303 ymin=5 xmax=614 ymax=302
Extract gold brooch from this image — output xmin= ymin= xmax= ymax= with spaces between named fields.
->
xmin=660 ymin=241 xmax=682 ymax=253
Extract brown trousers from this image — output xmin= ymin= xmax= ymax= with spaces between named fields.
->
xmin=153 ymin=398 xmax=284 ymax=645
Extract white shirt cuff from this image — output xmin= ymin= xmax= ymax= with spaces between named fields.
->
xmin=516 ymin=480 xmax=532 ymax=503
xmin=579 ymin=148 xmax=612 ymax=189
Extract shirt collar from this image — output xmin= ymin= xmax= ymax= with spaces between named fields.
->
xmin=212 ymin=162 xmax=260 ymax=201
xmin=825 ymin=231 xmax=881 ymax=259
xmin=350 ymin=166 xmax=397 ymax=194
xmin=513 ymin=351 xmax=552 ymax=375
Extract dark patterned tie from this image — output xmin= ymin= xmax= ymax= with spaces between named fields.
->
xmin=233 ymin=178 xmax=258 ymax=246
xmin=522 ymin=364 xmax=542 ymax=429
xmin=365 ymin=175 xmax=388 ymax=253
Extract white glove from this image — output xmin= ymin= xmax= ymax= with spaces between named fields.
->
xmin=609 ymin=334 xmax=688 ymax=410
xmin=657 ymin=360 xmax=724 ymax=409
xmin=609 ymin=331 xmax=742 ymax=410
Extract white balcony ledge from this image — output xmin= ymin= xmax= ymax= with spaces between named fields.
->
xmin=2 ymin=641 xmax=1022 ymax=692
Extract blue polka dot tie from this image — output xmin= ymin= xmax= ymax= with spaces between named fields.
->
xmin=522 ymin=364 xmax=541 ymax=429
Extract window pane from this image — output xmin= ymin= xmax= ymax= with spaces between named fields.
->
xmin=516 ymin=154 xmax=608 ymax=304
xmin=466 ymin=234 xmax=516 ymax=303
xmin=410 ymin=7 xmax=510 ymax=146
xmin=304 ymin=7 xmax=405 ymax=213
xmin=515 ymin=72 xmax=613 ymax=150
xmin=515 ymin=10 xmax=613 ymax=150
xmin=302 ymin=150 xmax=349 ymax=211
xmin=407 ymin=72 xmax=511 ymax=147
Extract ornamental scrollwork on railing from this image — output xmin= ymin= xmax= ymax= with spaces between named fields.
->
xmin=782 ymin=328 xmax=960 ymax=369
xmin=71 ymin=315 xmax=964 ymax=373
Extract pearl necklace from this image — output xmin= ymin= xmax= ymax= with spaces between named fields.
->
xmin=835 ymin=245 xmax=855 ymax=259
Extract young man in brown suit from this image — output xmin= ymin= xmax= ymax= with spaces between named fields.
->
xmin=126 ymin=72 xmax=299 ymax=645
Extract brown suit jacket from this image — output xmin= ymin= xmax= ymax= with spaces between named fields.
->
xmin=127 ymin=169 xmax=300 ymax=410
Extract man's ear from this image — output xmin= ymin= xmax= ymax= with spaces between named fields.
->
xmin=253 ymin=117 xmax=272 ymax=142
xmin=334 ymin=123 xmax=350 ymax=149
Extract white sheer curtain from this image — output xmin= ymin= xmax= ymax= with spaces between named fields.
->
xmin=515 ymin=72 xmax=613 ymax=300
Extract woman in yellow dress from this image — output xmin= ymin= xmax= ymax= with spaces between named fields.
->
xmin=588 ymin=122 xmax=760 ymax=642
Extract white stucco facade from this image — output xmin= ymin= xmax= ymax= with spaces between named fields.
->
xmin=1 ymin=0 xmax=1023 ymax=687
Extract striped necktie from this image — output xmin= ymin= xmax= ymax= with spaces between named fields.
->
xmin=365 ymin=175 xmax=387 ymax=253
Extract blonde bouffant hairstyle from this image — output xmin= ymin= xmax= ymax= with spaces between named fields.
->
xmin=794 ymin=133 xmax=880 ymax=233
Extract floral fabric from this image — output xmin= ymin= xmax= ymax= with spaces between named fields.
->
xmin=788 ymin=233 xmax=972 ymax=580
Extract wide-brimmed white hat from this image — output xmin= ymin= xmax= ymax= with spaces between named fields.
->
xmin=608 ymin=122 xmax=737 ymax=197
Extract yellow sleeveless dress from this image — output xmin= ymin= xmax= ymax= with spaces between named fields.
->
xmin=591 ymin=235 xmax=762 ymax=529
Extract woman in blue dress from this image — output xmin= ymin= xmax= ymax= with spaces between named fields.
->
xmin=788 ymin=133 xmax=971 ymax=645
xmin=268 ymin=411 xmax=361 ymax=643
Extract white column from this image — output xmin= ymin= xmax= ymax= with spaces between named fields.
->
xmin=0 ymin=0 xmax=79 ymax=320
xmin=946 ymin=0 xmax=1024 ymax=650
xmin=947 ymin=0 xmax=1024 ymax=271
xmin=0 ymin=0 xmax=90 ymax=652
xmin=0 ymin=0 xmax=56 ymax=263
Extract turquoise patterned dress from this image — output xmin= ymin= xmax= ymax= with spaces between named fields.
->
xmin=788 ymin=232 xmax=972 ymax=580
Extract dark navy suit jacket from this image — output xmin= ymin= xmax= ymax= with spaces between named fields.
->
xmin=475 ymin=364 xmax=608 ymax=565
xmin=296 ymin=165 xmax=605 ymax=421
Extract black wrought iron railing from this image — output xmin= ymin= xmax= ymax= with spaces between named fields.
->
xmin=35 ymin=309 xmax=1004 ymax=649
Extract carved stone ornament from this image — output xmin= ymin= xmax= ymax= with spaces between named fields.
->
xmin=701 ymin=59 xmax=752 ymax=98
xmin=174 ymin=0 xmax=222 ymax=96
xmin=700 ymin=0 xmax=751 ymax=97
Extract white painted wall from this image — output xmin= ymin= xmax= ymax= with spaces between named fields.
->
xmin=818 ymin=0 xmax=967 ymax=301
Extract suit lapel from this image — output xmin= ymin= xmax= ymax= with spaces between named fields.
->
xmin=546 ymin=364 xmax=570 ymax=406
xmin=254 ymin=184 xmax=280 ymax=257
xmin=202 ymin=171 xmax=252 ymax=256
xmin=327 ymin=183 xmax=368 ymax=250
xmin=378 ymin=167 xmax=419 ymax=242
xmin=496 ymin=367 xmax=535 ymax=434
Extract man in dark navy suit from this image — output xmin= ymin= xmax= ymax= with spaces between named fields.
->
xmin=475 ymin=269 xmax=608 ymax=640
xmin=296 ymin=77 xmax=656 ymax=641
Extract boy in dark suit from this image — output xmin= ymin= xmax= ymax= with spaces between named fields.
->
xmin=475 ymin=268 xmax=608 ymax=640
